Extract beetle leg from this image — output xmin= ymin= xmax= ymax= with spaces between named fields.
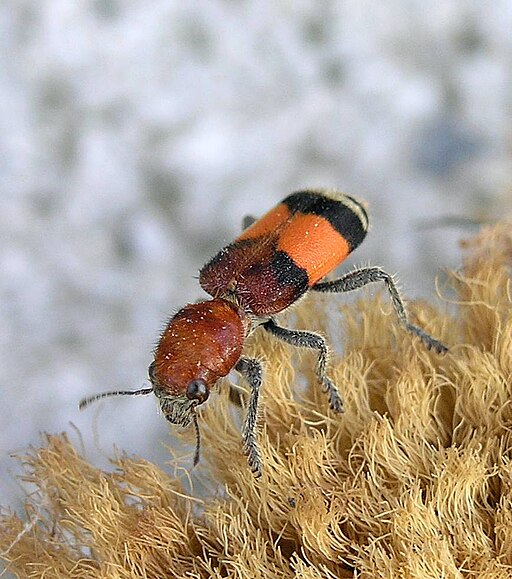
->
xmin=235 ymin=357 xmax=263 ymax=477
xmin=241 ymin=215 xmax=257 ymax=230
xmin=312 ymin=266 xmax=448 ymax=354
xmin=263 ymin=319 xmax=343 ymax=413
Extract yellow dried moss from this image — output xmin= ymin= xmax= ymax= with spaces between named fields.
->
xmin=1 ymin=221 xmax=512 ymax=578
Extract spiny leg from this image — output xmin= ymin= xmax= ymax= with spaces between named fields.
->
xmin=242 ymin=215 xmax=257 ymax=230
xmin=312 ymin=266 xmax=448 ymax=354
xmin=235 ymin=357 xmax=263 ymax=477
xmin=263 ymin=319 xmax=343 ymax=413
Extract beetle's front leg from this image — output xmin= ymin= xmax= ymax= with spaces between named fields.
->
xmin=235 ymin=357 xmax=263 ymax=477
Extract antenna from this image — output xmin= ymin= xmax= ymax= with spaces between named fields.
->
xmin=79 ymin=387 xmax=154 ymax=411
xmin=192 ymin=413 xmax=201 ymax=467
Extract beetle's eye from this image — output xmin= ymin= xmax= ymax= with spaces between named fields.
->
xmin=148 ymin=361 xmax=157 ymax=383
xmin=186 ymin=379 xmax=209 ymax=404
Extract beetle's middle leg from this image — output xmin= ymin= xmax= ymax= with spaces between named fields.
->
xmin=262 ymin=319 xmax=343 ymax=413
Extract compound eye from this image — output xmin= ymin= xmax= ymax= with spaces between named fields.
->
xmin=186 ymin=379 xmax=209 ymax=404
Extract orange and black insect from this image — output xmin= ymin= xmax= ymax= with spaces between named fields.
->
xmin=80 ymin=189 xmax=447 ymax=476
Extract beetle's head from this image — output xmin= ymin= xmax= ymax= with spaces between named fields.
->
xmin=79 ymin=298 xmax=247 ymax=467
xmin=148 ymin=298 xmax=247 ymax=463
xmin=148 ymin=361 xmax=210 ymax=428
xmin=150 ymin=298 xmax=246 ymax=416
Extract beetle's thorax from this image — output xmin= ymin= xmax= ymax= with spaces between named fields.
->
xmin=151 ymin=298 xmax=249 ymax=396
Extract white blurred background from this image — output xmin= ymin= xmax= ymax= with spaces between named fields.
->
xmin=1 ymin=1 xmax=512 ymax=511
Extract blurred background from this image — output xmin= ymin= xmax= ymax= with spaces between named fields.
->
xmin=1 ymin=1 xmax=511 ymax=511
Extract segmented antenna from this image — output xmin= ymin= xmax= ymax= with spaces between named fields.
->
xmin=192 ymin=413 xmax=201 ymax=467
xmin=79 ymin=387 xmax=154 ymax=411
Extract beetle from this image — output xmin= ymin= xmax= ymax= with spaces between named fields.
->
xmin=80 ymin=189 xmax=447 ymax=476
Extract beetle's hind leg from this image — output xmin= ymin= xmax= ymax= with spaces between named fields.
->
xmin=263 ymin=319 xmax=343 ymax=413
xmin=235 ymin=357 xmax=263 ymax=477
xmin=312 ymin=266 xmax=448 ymax=354
xmin=242 ymin=215 xmax=257 ymax=230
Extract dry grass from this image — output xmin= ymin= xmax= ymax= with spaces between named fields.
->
xmin=2 ymin=220 xmax=512 ymax=578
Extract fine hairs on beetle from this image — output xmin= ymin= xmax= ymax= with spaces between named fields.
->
xmin=80 ymin=189 xmax=448 ymax=476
